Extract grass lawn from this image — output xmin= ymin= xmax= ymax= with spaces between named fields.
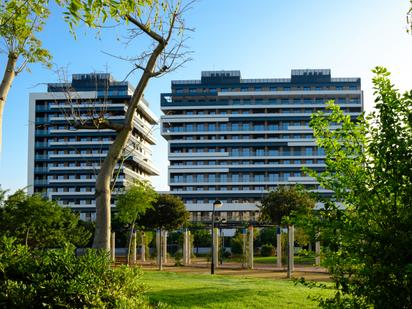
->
xmin=142 ymin=271 xmax=332 ymax=308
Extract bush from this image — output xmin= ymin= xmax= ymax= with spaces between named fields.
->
xmin=260 ymin=244 xmax=275 ymax=257
xmin=174 ymin=250 xmax=183 ymax=266
xmin=0 ymin=237 xmax=151 ymax=308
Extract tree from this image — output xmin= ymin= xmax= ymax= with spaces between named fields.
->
xmin=0 ymin=189 xmax=91 ymax=248
xmin=259 ymin=186 xmax=315 ymax=276
xmin=192 ymin=223 xmax=212 ymax=251
xmin=59 ymin=1 xmax=192 ymax=251
xmin=138 ymin=193 xmax=189 ymax=269
xmin=115 ymin=180 xmax=157 ymax=264
xmin=0 ymin=0 xmax=51 ymax=151
xmin=139 ymin=194 xmax=189 ymax=231
xmin=259 ymin=186 xmax=315 ymax=226
xmin=304 ymin=67 xmax=412 ymax=308
xmin=0 ymin=0 xmax=157 ymax=151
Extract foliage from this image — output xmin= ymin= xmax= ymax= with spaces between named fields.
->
xmin=115 ymin=180 xmax=157 ymax=263
xmin=116 ymin=180 xmax=157 ymax=225
xmin=0 ymin=237 xmax=151 ymax=308
xmin=304 ymin=67 xmax=412 ymax=308
xmin=293 ymin=227 xmax=311 ymax=248
xmin=0 ymin=0 xmax=51 ymax=69
xmin=230 ymin=229 xmax=248 ymax=255
xmin=191 ymin=223 xmax=212 ymax=248
xmin=255 ymin=227 xmax=277 ymax=247
xmin=173 ymin=250 xmax=183 ymax=266
xmin=56 ymin=0 xmax=154 ymax=32
xmin=0 ymin=190 xmax=91 ymax=248
xmin=260 ymin=244 xmax=275 ymax=257
xmin=138 ymin=194 xmax=189 ymax=231
xmin=259 ymin=186 xmax=315 ymax=225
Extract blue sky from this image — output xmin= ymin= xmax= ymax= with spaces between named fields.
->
xmin=1 ymin=0 xmax=411 ymax=192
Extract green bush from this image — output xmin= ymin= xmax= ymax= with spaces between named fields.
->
xmin=0 ymin=237 xmax=151 ymax=308
xmin=260 ymin=244 xmax=275 ymax=257
xmin=174 ymin=250 xmax=183 ymax=266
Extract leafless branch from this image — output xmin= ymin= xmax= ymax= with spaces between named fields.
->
xmin=125 ymin=14 xmax=165 ymax=43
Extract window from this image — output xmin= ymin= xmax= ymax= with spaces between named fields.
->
xmin=256 ymin=149 xmax=264 ymax=156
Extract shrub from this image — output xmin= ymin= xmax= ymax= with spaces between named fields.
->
xmin=260 ymin=244 xmax=275 ymax=257
xmin=174 ymin=250 xmax=183 ymax=266
xmin=0 ymin=237 xmax=151 ymax=308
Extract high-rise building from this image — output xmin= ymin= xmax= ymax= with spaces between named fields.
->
xmin=160 ymin=69 xmax=363 ymax=223
xmin=28 ymin=73 xmax=158 ymax=221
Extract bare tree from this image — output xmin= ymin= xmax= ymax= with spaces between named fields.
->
xmin=65 ymin=1 xmax=193 ymax=250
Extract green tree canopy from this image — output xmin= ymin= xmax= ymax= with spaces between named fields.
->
xmin=305 ymin=67 xmax=412 ymax=308
xmin=115 ymin=180 xmax=157 ymax=264
xmin=116 ymin=180 xmax=157 ymax=226
xmin=0 ymin=190 xmax=91 ymax=248
xmin=259 ymin=186 xmax=315 ymax=225
xmin=138 ymin=194 xmax=189 ymax=231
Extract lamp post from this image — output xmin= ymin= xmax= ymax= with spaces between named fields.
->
xmin=211 ymin=199 xmax=222 ymax=274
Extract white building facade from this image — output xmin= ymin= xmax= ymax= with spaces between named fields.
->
xmin=160 ymin=69 xmax=363 ymax=223
xmin=28 ymin=73 xmax=158 ymax=220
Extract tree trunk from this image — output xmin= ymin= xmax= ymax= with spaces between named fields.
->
xmin=92 ymin=42 xmax=167 ymax=250
xmin=127 ymin=221 xmax=136 ymax=265
xmin=25 ymin=228 xmax=30 ymax=246
xmin=0 ymin=52 xmax=17 ymax=152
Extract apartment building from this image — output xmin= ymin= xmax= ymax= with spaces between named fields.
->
xmin=160 ymin=69 xmax=363 ymax=222
xmin=28 ymin=73 xmax=158 ymax=220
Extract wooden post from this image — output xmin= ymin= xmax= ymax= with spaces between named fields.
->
xmin=276 ymin=226 xmax=282 ymax=268
xmin=287 ymin=225 xmax=294 ymax=278
xmin=111 ymin=232 xmax=115 ymax=262
xmin=141 ymin=232 xmax=146 ymax=263
xmin=248 ymin=225 xmax=254 ymax=269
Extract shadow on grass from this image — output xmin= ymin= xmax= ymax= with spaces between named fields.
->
xmin=146 ymin=287 xmax=272 ymax=308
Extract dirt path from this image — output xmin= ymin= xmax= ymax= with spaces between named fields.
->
xmin=123 ymin=258 xmax=330 ymax=281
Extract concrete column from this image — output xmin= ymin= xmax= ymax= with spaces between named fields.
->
xmin=315 ymin=241 xmax=321 ymax=266
xmin=183 ymin=229 xmax=188 ymax=265
xmin=242 ymin=229 xmax=247 ymax=269
xmin=248 ymin=225 xmax=254 ymax=269
xmin=213 ymin=228 xmax=219 ymax=268
xmin=276 ymin=227 xmax=282 ymax=268
xmin=287 ymin=225 xmax=294 ymax=278
xmin=188 ymin=231 xmax=192 ymax=264
xmin=111 ymin=232 xmax=115 ymax=262
xmin=156 ymin=229 xmax=161 ymax=268
xmin=131 ymin=231 xmax=137 ymax=264
xmin=162 ymin=231 xmax=168 ymax=264
xmin=141 ymin=232 xmax=146 ymax=263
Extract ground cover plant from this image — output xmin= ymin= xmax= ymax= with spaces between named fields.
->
xmin=0 ymin=237 xmax=151 ymax=308
xmin=141 ymin=271 xmax=333 ymax=309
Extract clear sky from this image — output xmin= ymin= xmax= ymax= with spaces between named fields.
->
xmin=1 ymin=0 xmax=411 ymax=192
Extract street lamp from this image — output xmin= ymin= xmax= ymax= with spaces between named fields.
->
xmin=211 ymin=199 xmax=222 ymax=274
